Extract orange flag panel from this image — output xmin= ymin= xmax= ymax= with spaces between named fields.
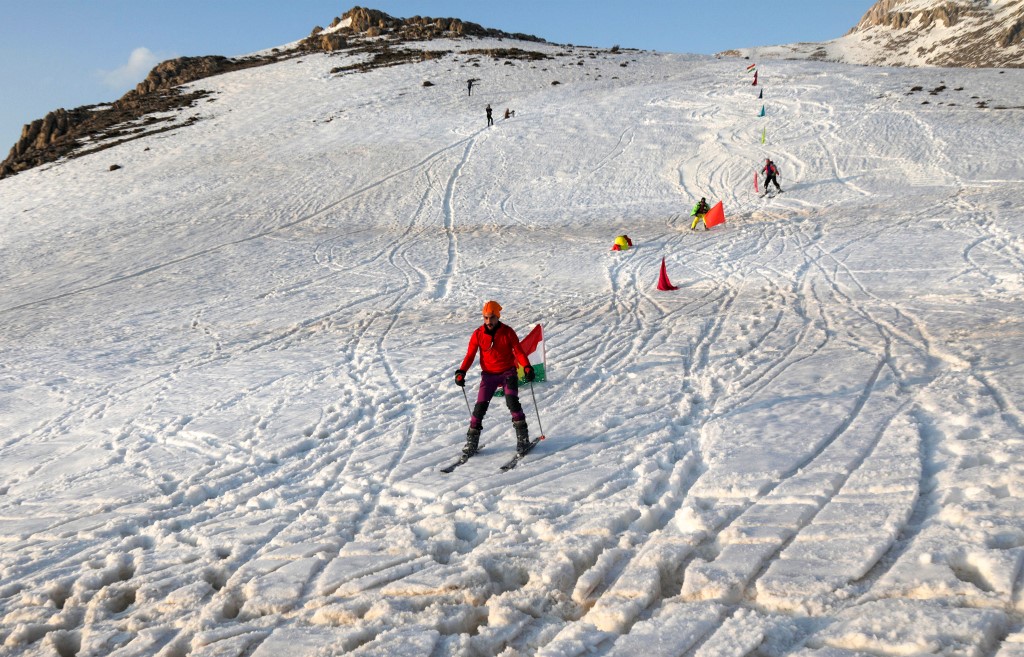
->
xmin=704 ymin=202 xmax=726 ymax=229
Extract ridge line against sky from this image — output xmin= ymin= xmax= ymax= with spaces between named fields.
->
xmin=0 ymin=1 xmax=873 ymax=153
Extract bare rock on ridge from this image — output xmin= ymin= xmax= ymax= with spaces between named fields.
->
xmin=722 ymin=0 xmax=1024 ymax=68
xmin=322 ymin=5 xmax=545 ymax=43
xmin=1 ymin=55 xmax=271 ymax=180
xmin=844 ymin=0 xmax=1024 ymax=67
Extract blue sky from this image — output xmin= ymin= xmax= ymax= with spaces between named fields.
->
xmin=0 ymin=1 xmax=873 ymax=152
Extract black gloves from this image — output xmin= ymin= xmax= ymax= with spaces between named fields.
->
xmin=457 ymin=367 xmax=534 ymax=385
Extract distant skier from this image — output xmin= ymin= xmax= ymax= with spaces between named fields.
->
xmin=454 ymin=301 xmax=535 ymax=457
xmin=486 ymin=104 xmax=493 ymax=127
xmin=690 ymin=197 xmax=711 ymax=230
xmin=467 ymin=79 xmax=474 ymax=96
xmin=762 ymin=158 xmax=783 ymax=194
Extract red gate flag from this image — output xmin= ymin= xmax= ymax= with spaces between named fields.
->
xmin=754 ymin=170 xmax=760 ymax=193
xmin=703 ymin=201 xmax=726 ymax=229
xmin=752 ymin=71 xmax=758 ymax=86
xmin=657 ymin=257 xmax=678 ymax=291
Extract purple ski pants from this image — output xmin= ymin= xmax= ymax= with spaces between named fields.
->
xmin=469 ymin=369 xmax=525 ymax=428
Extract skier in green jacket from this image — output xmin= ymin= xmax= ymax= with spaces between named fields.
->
xmin=690 ymin=197 xmax=711 ymax=230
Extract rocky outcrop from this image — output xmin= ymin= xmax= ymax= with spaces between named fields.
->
xmin=843 ymin=0 xmax=1024 ymax=67
xmin=849 ymin=0 xmax=968 ymax=32
xmin=1003 ymin=17 xmax=1024 ymax=46
xmin=725 ymin=0 xmax=1024 ymax=68
xmin=328 ymin=6 xmax=545 ymax=43
xmin=302 ymin=33 xmax=347 ymax=51
xmin=12 ymin=109 xmax=74 ymax=156
xmin=0 ymin=89 xmax=213 ymax=179
xmin=131 ymin=56 xmax=236 ymax=95
xmin=1 ymin=54 xmax=276 ymax=179
xmin=345 ymin=6 xmax=399 ymax=32
xmin=2 ymin=108 xmax=81 ymax=178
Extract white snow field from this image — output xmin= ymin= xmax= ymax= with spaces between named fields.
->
xmin=2 ymin=38 xmax=1024 ymax=657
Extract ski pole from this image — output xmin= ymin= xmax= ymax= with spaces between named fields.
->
xmin=528 ymin=381 xmax=546 ymax=440
xmin=462 ymin=386 xmax=472 ymax=416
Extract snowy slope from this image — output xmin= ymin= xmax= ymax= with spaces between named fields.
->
xmin=2 ymin=38 xmax=1024 ymax=657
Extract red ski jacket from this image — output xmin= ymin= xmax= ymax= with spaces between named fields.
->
xmin=460 ymin=322 xmax=531 ymax=374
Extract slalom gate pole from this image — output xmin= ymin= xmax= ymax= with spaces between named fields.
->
xmin=528 ymin=381 xmax=546 ymax=440
xmin=462 ymin=386 xmax=472 ymax=416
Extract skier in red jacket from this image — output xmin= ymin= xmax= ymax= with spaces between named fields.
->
xmin=762 ymin=158 xmax=783 ymax=194
xmin=455 ymin=300 xmax=535 ymax=457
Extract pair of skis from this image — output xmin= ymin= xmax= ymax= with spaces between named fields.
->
xmin=439 ymin=437 xmax=543 ymax=473
xmin=441 ymin=381 xmax=547 ymax=473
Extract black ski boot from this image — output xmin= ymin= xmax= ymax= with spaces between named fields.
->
xmin=463 ymin=427 xmax=481 ymax=458
xmin=513 ymin=420 xmax=530 ymax=456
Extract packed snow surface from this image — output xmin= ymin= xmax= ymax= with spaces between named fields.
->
xmin=2 ymin=39 xmax=1024 ymax=657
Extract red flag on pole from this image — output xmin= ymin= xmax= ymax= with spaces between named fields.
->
xmin=754 ymin=170 xmax=760 ymax=193
xmin=703 ymin=201 xmax=726 ymax=229
xmin=520 ymin=324 xmax=542 ymax=355
xmin=657 ymin=257 xmax=678 ymax=291
xmin=752 ymin=71 xmax=758 ymax=86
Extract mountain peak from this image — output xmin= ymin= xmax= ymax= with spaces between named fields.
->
xmin=307 ymin=6 xmax=544 ymax=44
xmin=845 ymin=0 xmax=1024 ymax=66
xmin=725 ymin=0 xmax=1024 ymax=68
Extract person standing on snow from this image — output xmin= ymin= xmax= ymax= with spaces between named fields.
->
xmin=690 ymin=197 xmax=711 ymax=230
xmin=454 ymin=301 xmax=535 ymax=457
xmin=486 ymin=104 xmax=493 ymax=127
xmin=762 ymin=158 xmax=783 ymax=194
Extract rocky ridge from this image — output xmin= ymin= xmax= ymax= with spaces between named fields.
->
xmin=0 ymin=55 xmax=280 ymax=180
xmin=309 ymin=6 xmax=544 ymax=44
xmin=846 ymin=0 xmax=1024 ymax=66
xmin=723 ymin=0 xmax=1024 ymax=68
xmin=1 ymin=6 xmax=544 ymax=180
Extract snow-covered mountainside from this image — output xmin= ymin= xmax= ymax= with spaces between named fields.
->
xmin=2 ymin=23 xmax=1024 ymax=657
xmin=727 ymin=0 xmax=1024 ymax=67
xmin=0 ymin=6 xmax=545 ymax=180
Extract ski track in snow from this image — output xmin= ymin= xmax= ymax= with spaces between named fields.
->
xmin=2 ymin=40 xmax=1024 ymax=657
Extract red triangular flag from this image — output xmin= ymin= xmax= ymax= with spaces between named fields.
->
xmin=657 ymin=257 xmax=678 ymax=291
xmin=520 ymin=324 xmax=543 ymax=356
xmin=704 ymin=201 xmax=726 ymax=229
xmin=752 ymin=71 xmax=758 ymax=86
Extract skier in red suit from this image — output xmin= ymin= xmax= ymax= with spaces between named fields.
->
xmin=455 ymin=301 xmax=534 ymax=457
